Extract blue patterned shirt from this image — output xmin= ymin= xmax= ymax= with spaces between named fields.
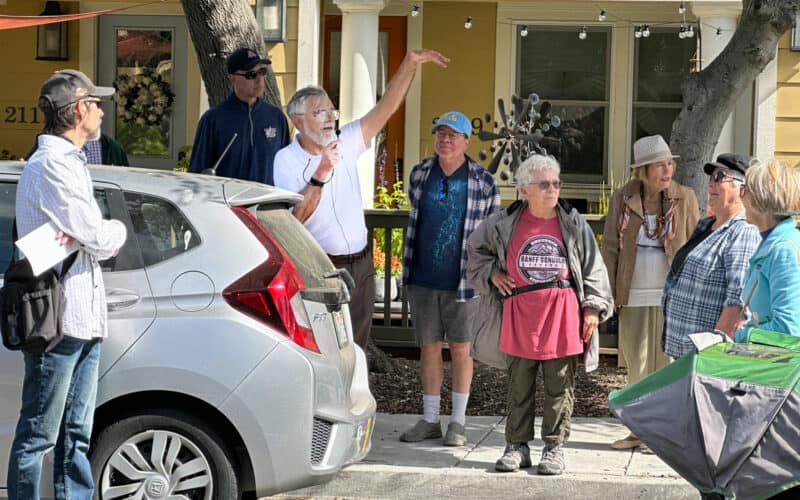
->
xmin=402 ymin=155 xmax=500 ymax=302
xmin=662 ymin=212 xmax=760 ymax=358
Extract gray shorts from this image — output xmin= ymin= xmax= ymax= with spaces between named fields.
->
xmin=407 ymin=285 xmax=477 ymax=346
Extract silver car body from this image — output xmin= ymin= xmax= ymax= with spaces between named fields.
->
xmin=0 ymin=161 xmax=376 ymax=498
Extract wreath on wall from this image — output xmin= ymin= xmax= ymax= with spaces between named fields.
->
xmin=113 ymin=69 xmax=175 ymax=126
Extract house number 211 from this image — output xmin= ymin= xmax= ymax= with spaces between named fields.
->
xmin=4 ymin=106 xmax=42 ymax=124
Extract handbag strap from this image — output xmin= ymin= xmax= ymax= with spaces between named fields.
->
xmin=10 ymin=219 xmax=78 ymax=280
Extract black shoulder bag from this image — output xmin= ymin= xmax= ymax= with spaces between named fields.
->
xmin=1 ymin=221 xmax=78 ymax=354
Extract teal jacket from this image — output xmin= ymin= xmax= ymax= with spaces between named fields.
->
xmin=736 ymin=217 xmax=800 ymax=340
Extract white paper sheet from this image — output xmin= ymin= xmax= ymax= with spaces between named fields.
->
xmin=14 ymin=222 xmax=79 ymax=276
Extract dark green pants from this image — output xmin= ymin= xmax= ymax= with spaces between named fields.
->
xmin=505 ymin=355 xmax=577 ymax=445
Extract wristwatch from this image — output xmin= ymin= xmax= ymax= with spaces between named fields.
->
xmin=307 ymin=177 xmax=325 ymax=188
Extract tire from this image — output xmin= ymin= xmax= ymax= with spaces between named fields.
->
xmin=90 ymin=409 xmax=238 ymax=500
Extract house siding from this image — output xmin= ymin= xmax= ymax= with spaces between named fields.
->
xmin=776 ymin=32 xmax=800 ymax=166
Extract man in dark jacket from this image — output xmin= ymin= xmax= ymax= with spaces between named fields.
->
xmin=189 ymin=47 xmax=290 ymax=184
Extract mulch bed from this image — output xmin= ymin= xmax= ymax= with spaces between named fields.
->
xmin=368 ymin=356 xmax=628 ymax=418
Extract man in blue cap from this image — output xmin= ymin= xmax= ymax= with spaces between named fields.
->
xmin=399 ymin=111 xmax=500 ymax=446
xmin=189 ymin=47 xmax=289 ymax=185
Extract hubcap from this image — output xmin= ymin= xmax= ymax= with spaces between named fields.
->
xmin=100 ymin=429 xmax=214 ymax=500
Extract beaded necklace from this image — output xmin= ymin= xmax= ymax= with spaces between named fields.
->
xmin=640 ymin=183 xmax=665 ymax=240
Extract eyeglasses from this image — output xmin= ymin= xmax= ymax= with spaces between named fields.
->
xmin=296 ymin=109 xmax=340 ymax=121
xmin=435 ymin=129 xmax=465 ymax=141
xmin=234 ymin=67 xmax=268 ymax=80
xmin=709 ymin=170 xmax=743 ymax=184
xmin=438 ymin=178 xmax=449 ymax=201
xmin=533 ymin=180 xmax=562 ymax=190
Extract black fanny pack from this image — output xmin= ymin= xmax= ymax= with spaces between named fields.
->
xmin=510 ymin=279 xmax=574 ymax=297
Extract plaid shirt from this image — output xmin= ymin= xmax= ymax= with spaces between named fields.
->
xmin=402 ymin=155 xmax=500 ymax=302
xmin=662 ymin=212 xmax=760 ymax=358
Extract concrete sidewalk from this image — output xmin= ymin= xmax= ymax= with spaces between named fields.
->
xmin=272 ymin=414 xmax=699 ymax=499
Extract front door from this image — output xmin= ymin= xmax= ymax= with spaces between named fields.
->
xmin=97 ymin=15 xmax=188 ymax=170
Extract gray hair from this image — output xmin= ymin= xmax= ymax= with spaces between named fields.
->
xmin=286 ymin=86 xmax=329 ymax=117
xmin=515 ymin=154 xmax=561 ymax=188
xmin=39 ymin=96 xmax=79 ymax=136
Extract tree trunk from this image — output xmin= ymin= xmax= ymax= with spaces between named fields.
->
xmin=179 ymin=0 xmax=282 ymax=108
xmin=367 ymin=338 xmax=393 ymax=374
xmin=671 ymin=0 xmax=800 ymax=211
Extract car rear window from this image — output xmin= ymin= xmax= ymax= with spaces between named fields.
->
xmin=255 ymin=205 xmax=336 ymax=288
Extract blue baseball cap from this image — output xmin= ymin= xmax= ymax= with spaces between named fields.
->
xmin=431 ymin=111 xmax=472 ymax=137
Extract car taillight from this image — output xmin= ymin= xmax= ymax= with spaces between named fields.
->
xmin=223 ymin=206 xmax=320 ymax=354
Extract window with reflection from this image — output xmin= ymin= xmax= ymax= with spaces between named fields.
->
xmin=632 ymin=30 xmax=695 ymax=147
xmin=517 ymin=26 xmax=610 ymax=180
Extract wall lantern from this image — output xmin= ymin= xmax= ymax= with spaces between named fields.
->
xmin=254 ymin=0 xmax=286 ymax=42
xmin=36 ymin=1 xmax=68 ymax=61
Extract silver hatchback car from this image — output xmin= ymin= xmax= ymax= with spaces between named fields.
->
xmin=0 ymin=161 xmax=376 ymax=499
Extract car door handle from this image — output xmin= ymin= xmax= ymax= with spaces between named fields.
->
xmin=106 ymin=288 xmax=141 ymax=311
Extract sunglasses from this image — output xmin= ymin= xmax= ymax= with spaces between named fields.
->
xmin=534 ymin=180 xmax=562 ymax=190
xmin=435 ymin=129 xmax=465 ymax=141
xmin=709 ymin=170 xmax=743 ymax=184
xmin=234 ymin=67 xmax=268 ymax=80
xmin=438 ymin=178 xmax=449 ymax=201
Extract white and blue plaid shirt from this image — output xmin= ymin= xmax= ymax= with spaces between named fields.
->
xmin=662 ymin=212 xmax=760 ymax=358
xmin=16 ymin=135 xmax=127 ymax=340
xmin=402 ymin=155 xmax=500 ymax=302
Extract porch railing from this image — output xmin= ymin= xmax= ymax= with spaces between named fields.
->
xmin=365 ymin=209 xmax=620 ymax=360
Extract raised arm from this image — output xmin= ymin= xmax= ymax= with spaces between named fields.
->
xmin=359 ymin=49 xmax=449 ymax=145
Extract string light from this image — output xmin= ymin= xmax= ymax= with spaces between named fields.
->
xmin=520 ymin=25 xmax=529 ymax=37
xmin=642 ymin=24 xmax=651 ymax=38
xmin=686 ymin=24 xmax=695 ymax=38
xmin=598 ymin=9 xmax=606 ymax=22
xmin=634 ymin=25 xmax=642 ymax=38
xmin=411 ymin=4 xmax=420 ymax=17
xmin=679 ymin=25 xmax=686 ymax=39
xmin=578 ymin=25 xmax=588 ymax=40
xmin=678 ymin=1 xmax=686 ymax=15
xmin=464 ymin=16 xmax=472 ymax=30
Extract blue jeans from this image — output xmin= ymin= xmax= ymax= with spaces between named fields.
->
xmin=7 ymin=337 xmax=101 ymax=500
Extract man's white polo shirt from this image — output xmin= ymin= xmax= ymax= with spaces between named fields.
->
xmin=274 ymin=120 xmax=368 ymax=256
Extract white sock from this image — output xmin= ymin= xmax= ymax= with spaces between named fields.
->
xmin=450 ymin=391 xmax=470 ymax=425
xmin=422 ymin=394 xmax=440 ymax=424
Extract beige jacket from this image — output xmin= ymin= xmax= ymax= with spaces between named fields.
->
xmin=601 ymin=179 xmax=699 ymax=306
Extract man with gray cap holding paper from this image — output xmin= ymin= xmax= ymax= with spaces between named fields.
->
xmin=399 ymin=111 xmax=500 ymax=446
xmin=8 ymin=69 xmax=127 ymax=499
xmin=662 ymin=153 xmax=760 ymax=359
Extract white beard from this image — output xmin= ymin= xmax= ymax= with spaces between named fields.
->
xmin=305 ymin=129 xmax=336 ymax=147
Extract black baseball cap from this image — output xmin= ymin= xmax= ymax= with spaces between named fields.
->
xmin=703 ymin=153 xmax=755 ymax=178
xmin=227 ymin=48 xmax=271 ymax=74
xmin=39 ymin=69 xmax=115 ymax=110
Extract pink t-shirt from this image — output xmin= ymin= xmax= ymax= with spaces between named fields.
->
xmin=500 ymin=210 xmax=582 ymax=360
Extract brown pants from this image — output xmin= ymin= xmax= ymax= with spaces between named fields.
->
xmin=333 ymin=251 xmax=375 ymax=349
xmin=619 ymin=306 xmax=671 ymax=385
xmin=504 ymin=355 xmax=577 ymax=445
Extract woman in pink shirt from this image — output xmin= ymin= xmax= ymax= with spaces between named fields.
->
xmin=468 ymin=155 xmax=612 ymax=476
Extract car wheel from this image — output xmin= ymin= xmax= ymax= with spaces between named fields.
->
xmin=90 ymin=410 xmax=238 ymax=500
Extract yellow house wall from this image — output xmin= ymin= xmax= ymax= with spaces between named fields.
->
xmin=495 ymin=1 xmax=694 ymax=202
xmin=0 ymin=0 xmax=81 ymax=159
xmin=776 ymin=32 xmax=800 ymax=166
xmin=0 ymin=0 xmax=298 ymax=158
xmin=419 ymin=2 xmax=496 ymax=162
